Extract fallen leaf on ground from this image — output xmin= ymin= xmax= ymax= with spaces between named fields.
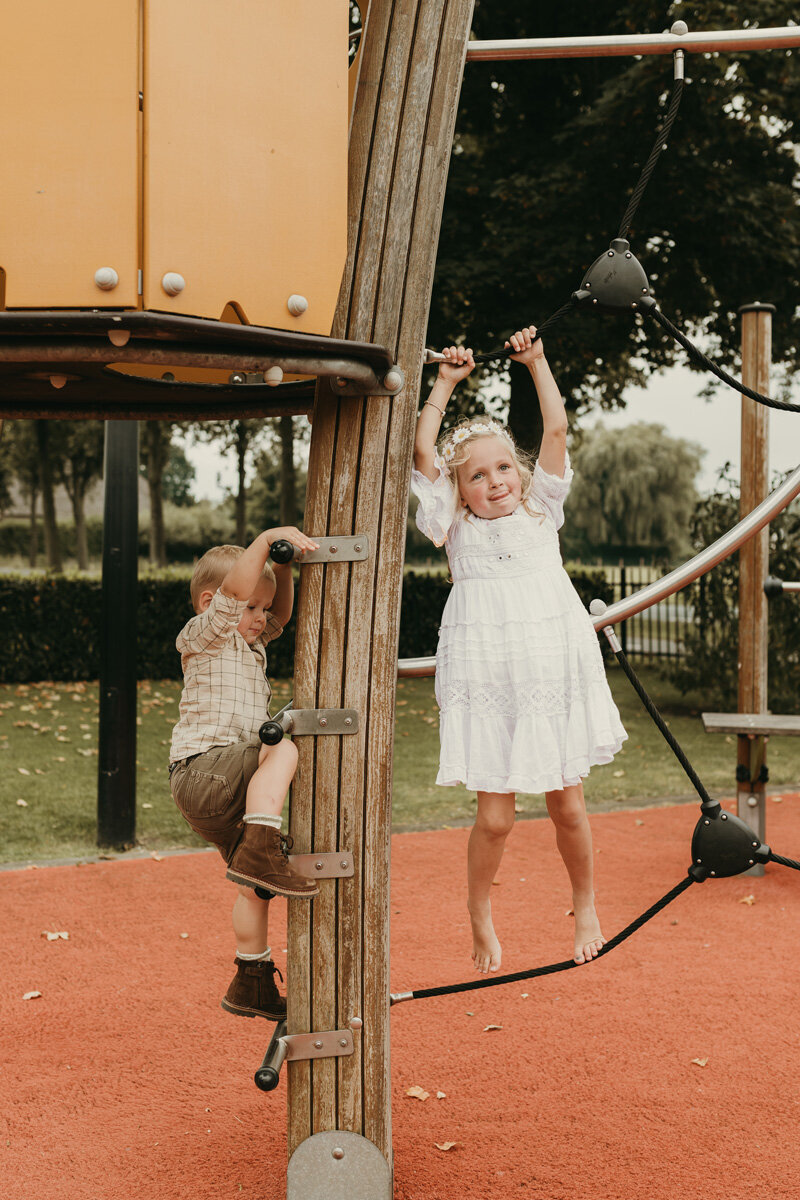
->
xmin=405 ymin=1086 xmax=429 ymax=1101
xmin=613 ymin=770 xmax=625 ymax=777
xmin=739 ymin=894 xmax=756 ymax=906
xmin=150 ymin=852 xmax=163 ymax=862
xmin=16 ymin=799 xmax=27 ymax=807
xmin=41 ymin=931 xmax=69 ymax=941
xmin=17 ymin=767 xmax=30 ymax=775
xmin=436 ymin=1091 xmax=446 ymax=1099
xmin=691 ymin=1057 xmax=709 ymax=1068
xmin=23 ymin=991 xmax=42 ymax=1001
xmin=483 ymin=1024 xmax=502 ymax=1032
xmin=435 ymin=1142 xmax=457 ymax=1152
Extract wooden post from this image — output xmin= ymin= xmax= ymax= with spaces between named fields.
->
xmin=736 ymin=303 xmax=773 ymax=873
xmin=285 ymin=0 xmax=474 ymax=1192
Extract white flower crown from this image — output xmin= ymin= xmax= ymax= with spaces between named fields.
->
xmin=439 ymin=419 xmax=511 ymax=468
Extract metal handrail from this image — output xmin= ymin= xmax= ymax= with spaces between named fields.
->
xmin=465 ymin=26 xmax=800 ymax=63
xmin=397 ymin=462 xmax=800 ymax=678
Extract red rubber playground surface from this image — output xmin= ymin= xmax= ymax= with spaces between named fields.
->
xmin=3 ymin=797 xmax=800 ymax=1200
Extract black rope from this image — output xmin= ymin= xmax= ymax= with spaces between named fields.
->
xmin=767 ymin=851 xmax=800 ymax=872
xmin=647 ymin=306 xmax=800 ymax=414
xmin=618 ymin=78 xmax=684 ymax=241
xmin=392 ymin=874 xmax=695 ymax=1003
xmin=608 ymin=637 xmax=718 ymax=810
xmin=470 ymin=297 xmax=578 ymax=365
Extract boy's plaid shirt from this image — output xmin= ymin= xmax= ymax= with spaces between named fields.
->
xmin=169 ymin=589 xmax=283 ymax=763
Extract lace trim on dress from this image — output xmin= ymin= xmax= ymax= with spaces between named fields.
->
xmin=438 ymin=668 xmax=609 ymax=716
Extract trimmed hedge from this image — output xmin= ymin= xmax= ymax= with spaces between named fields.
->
xmin=0 ymin=564 xmax=611 ymax=683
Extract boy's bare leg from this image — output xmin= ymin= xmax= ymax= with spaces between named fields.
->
xmin=246 ymin=739 xmax=298 ymax=816
xmin=232 ymin=886 xmax=271 ymax=955
xmin=467 ymin=792 xmax=516 ymax=973
xmin=545 ymin=782 xmax=605 ymax=964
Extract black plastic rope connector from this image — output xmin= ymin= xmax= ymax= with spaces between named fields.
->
xmin=572 ymin=238 xmax=655 ymax=313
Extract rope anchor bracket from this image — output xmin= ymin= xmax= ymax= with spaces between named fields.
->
xmin=572 ymin=238 xmax=656 ymax=313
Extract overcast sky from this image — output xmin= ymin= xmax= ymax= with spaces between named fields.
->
xmin=186 ymin=361 xmax=800 ymax=503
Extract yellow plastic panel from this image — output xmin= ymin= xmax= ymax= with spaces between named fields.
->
xmin=143 ymin=0 xmax=348 ymax=334
xmin=0 ymin=1 xmax=139 ymax=309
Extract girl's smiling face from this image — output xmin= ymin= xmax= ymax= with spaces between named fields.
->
xmin=456 ymin=435 xmax=522 ymax=520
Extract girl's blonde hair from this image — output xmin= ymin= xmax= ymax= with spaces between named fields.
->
xmin=436 ymin=417 xmax=541 ymax=519
xmin=190 ymin=544 xmax=276 ymax=611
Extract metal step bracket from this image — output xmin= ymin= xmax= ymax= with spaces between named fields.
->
xmin=289 ymin=851 xmax=354 ymax=879
xmin=330 ymin=365 xmax=404 ymax=397
xmin=259 ymin=707 xmax=359 ymax=744
xmin=285 ymin=1028 xmax=354 ymax=1063
xmin=300 ymin=536 xmax=370 ymax=564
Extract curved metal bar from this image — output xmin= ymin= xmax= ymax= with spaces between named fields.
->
xmin=397 ymin=462 xmax=800 ymax=677
xmin=465 ymin=27 xmax=800 ymax=63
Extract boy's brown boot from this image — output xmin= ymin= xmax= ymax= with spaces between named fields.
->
xmin=226 ymin=823 xmax=320 ymax=898
xmin=221 ymin=957 xmax=286 ymax=1021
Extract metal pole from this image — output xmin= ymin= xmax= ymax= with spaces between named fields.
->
xmin=465 ymin=25 xmax=800 ymax=63
xmin=736 ymin=304 xmax=773 ymax=871
xmin=97 ymin=421 xmax=139 ymax=848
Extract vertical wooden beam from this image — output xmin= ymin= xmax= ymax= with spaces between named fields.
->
xmin=286 ymin=0 xmax=474 ymax=1181
xmin=737 ymin=303 xmax=773 ymax=869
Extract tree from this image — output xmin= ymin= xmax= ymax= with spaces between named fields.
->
xmin=666 ymin=470 xmax=800 ymax=713
xmin=161 ymin=442 xmax=196 ymax=507
xmin=192 ymin=420 xmax=272 ymax=544
xmin=3 ymin=422 xmax=40 ymax=565
xmin=430 ymin=1 xmax=800 ymax=449
xmin=140 ymin=422 xmax=173 ymax=568
xmin=55 ymin=421 xmax=105 ymax=570
xmin=564 ymin=422 xmax=703 ymax=561
xmin=35 ymin=421 xmax=63 ymax=573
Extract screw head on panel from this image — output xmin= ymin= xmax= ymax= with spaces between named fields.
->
xmin=332 ymin=1148 xmax=345 ymax=1160
xmin=384 ymin=368 xmax=404 ymax=393
xmin=49 ymin=375 xmax=67 ymax=389
xmin=161 ymin=272 xmax=186 ymax=296
xmin=287 ymin=294 xmax=309 ymax=316
xmin=671 ymin=20 xmax=689 ymax=36
xmin=94 ymin=267 xmax=119 ymax=291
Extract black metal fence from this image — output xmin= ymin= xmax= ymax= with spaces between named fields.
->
xmin=609 ymin=564 xmax=691 ymax=664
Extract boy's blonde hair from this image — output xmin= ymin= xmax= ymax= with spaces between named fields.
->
xmin=190 ymin=544 xmax=276 ymax=611
xmin=436 ymin=418 xmax=541 ymax=519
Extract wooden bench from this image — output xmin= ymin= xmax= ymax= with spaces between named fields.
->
xmin=702 ymin=712 xmax=800 ymax=875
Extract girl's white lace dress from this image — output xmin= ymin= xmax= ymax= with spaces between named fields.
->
xmin=410 ymin=453 xmax=627 ymax=794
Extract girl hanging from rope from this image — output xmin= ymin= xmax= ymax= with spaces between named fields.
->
xmin=411 ymin=325 xmax=627 ymax=972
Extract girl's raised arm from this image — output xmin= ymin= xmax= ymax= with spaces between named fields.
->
xmin=506 ymin=327 xmax=567 ymax=477
xmin=414 ymin=347 xmax=475 ymax=481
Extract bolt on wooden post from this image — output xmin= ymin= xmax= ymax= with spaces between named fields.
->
xmin=737 ymin=303 xmax=774 ymax=872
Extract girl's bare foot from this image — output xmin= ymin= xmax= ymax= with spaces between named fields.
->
xmin=572 ymin=899 xmax=606 ymax=964
xmin=469 ymin=900 xmax=502 ymax=973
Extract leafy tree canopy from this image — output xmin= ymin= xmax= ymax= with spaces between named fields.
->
xmin=430 ymin=1 xmax=799 ymax=446
xmin=564 ymin=421 xmax=703 ymax=560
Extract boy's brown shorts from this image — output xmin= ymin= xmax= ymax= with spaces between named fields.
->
xmin=169 ymin=739 xmax=262 ymax=864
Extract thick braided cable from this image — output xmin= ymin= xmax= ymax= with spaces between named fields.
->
xmin=647 ymin=307 xmax=800 ymax=414
xmin=607 ymin=636 xmax=718 ymax=808
xmin=618 ymin=78 xmax=685 ymax=241
xmin=391 ymin=874 xmax=695 ymax=1003
xmin=767 ymin=851 xmax=800 ymax=872
xmin=470 ymin=297 xmax=578 ymax=365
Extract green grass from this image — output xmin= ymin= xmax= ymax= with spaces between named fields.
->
xmin=2 ymin=668 xmax=799 ymax=865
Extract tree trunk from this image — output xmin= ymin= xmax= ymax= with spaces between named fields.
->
xmin=507 ymin=361 xmax=543 ymax=457
xmin=27 ymin=485 xmax=38 ymax=568
xmin=36 ymin=421 xmax=63 ymax=573
xmin=143 ymin=422 xmax=167 ymax=568
xmin=278 ymin=415 xmax=296 ymax=527
xmin=69 ymin=479 xmax=89 ymax=571
xmin=234 ymin=422 xmax=247 ymax=545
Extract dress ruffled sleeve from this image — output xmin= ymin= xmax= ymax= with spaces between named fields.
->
xmin=410 ymin=454 xmax=458 ymax=547
xmin=531 ymin=450 xmax=573 ymax=531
